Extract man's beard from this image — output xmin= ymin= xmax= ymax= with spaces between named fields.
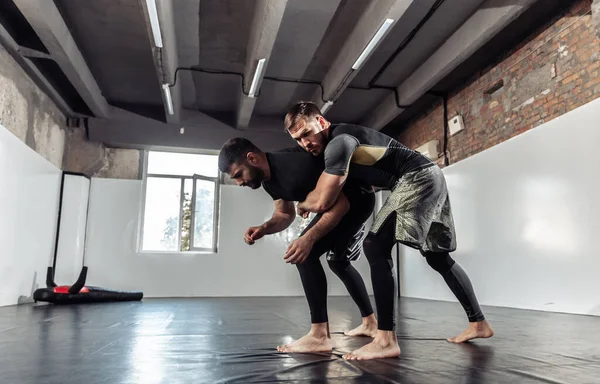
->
xmin=245 ymin=165 xmax=264 ymax=189
xmin=305 ymin=132 xmax=325 ymax=156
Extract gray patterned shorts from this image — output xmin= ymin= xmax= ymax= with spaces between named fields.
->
xmin=370 ymin=165 xmax=457 ymax=253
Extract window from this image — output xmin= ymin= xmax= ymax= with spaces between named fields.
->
xmin=140 ymin=151 xmax=220 ymax=253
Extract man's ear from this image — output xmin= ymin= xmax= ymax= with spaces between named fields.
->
xmin=317 ymin=115 xmax=328 ymax=130
xmin=246 ymin=152 xmax=258 ymax=164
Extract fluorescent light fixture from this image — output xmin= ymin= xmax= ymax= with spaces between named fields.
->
xmin=248 ymin=58 xmax=266 ymax=98
xmin=351 ymin=18 xmax=394 ymax=70
xmin=321 ymin=101 xmax=334 ymax=114
xmin=145 ymin=0 xmax=163 ymax=48
xmin=162 ymin=84 xmax=174 ymax=115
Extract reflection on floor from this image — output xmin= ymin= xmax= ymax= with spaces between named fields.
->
xmin=0 ymin=296 xmax=599 ymax=383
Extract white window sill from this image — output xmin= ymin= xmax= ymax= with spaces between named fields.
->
xmin=137 ymin=250 xmax=218 ymax=256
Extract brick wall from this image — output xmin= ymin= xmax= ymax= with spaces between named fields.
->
xmin=399 ymin=0 xmax=600 ymax=167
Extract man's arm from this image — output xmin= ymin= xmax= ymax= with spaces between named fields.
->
xmin=298 ymin=133 xmax=360 ymax=213
xmin=262 ymin=199 xmax=296 ymax=234
xmin=302 ymin=192 xmax=349 ymax=243
xmin=297 ymin=172 xmax=346 ymax=213
xmin=245 ymin=199 xmax=295 ymax=245
xmin=284 ymin=192 xmax=350 ymax=264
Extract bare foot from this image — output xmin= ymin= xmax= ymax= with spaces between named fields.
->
xmin=448 ymin=320 xmax=495 ymax=343
xmin=344 ymin=323 xmax=378 ymax=337
xmin=343 ymin=330 xmax=400 ymax=360
xmin=277 ymin=333 xmax=333 ymax=353
xmin=344 ymin=315 xmax=378 ymax=337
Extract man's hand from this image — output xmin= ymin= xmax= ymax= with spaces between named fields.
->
xmin=297 ymin=204 xmax=309 ymax=219
xmin=244 ymin=225 xmax=265 ymax=245
xmin=284 ymin=235 xmax=315 ymax=264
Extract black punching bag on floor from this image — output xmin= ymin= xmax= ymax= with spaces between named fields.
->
xmin=33 ymin=266 xmax=143 ymax=304
xmin=33 ymin=172 xmax=143 ymax=305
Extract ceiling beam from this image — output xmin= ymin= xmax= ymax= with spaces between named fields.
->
xmin=0 ymin=22 xmax=77 ymax=118
xmin=89 ymin=108 xmax=294 ymax=152
xmin=235 ymin=0 xmax=288 ymax=130
xmin=140 ymin=0 xmax=182 ymax=124
xmin=173 ymin=0 xmax=200 ymax=107
xmin=309 ymin=0 xmax=413 ymax=111
xmin=362 ymin=0 xmax=538 ymax=130
xmin=13 ymin=0 xmax=111 ymax=118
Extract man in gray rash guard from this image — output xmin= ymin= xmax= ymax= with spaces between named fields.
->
xmin=218 ymin=138 xmax=377 ymax=354
xmin=284 ymin=101 xmax=494 ymax=361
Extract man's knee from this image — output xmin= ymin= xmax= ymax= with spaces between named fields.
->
xmin=363 ymin=234 xmax=377 ymax=258
xmin=421 ymin=250 xmax=455 ymax=274
xmin=327 ymin=260 xmax=350 ymax=275
xmin=363 ymin=234 xmax=393 ymax=267
xmin=296 ymin=256 xmax=321 ymax=273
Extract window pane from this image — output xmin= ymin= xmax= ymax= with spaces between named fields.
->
xmin=193 ymin=179 xmax=215 ymax=249
xmin=147 ymin=151 xmax=218 ymax=177
xmin=142 ymin=177 xmax=181 ymax=251
xmin=180 ymin=179 xmax=193 ymax=251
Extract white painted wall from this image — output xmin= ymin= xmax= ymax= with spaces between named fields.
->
xmin=84 ymin=179 xmax=374 ymax=298
xmin=0 ymin=123 xmax=61 ymax=307
xmin=54 ymin=175 xmax=90 ymax=284
xmin=399 ymin=97 xmax=600 ymax=316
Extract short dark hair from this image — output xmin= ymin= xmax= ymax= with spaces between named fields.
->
xmin=284 ymin=101 xmax=323 ymax=131
xmin=218 ymin=137 xmax=263 ymax=173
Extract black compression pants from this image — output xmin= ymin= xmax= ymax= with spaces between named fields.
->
xmin=363 ymin=212 xmax=485 ymax=331
xmin=297 ymin=191 xmax=375 ymax=324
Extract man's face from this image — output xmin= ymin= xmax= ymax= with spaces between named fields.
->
xmin=227 ymin=157 xmax=265 ymax=189
xmin=288 ymin=116 xmax=328 ymax=156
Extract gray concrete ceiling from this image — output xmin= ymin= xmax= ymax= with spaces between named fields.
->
xmin=1 ymin=0 xmax=569 ymax=151
xmin=56 ymin=0 xmax=163 ymax=107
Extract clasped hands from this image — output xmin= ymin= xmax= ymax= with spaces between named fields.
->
xmin=296 ymin=201 xmax=310 ymax=219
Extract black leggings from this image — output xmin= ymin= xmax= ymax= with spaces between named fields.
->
xmin=297 ymin=254 xmax=374 ymax=323
xmin=363 ymin=212 xmax=485 ymax=331
xmin=297 ymin=190 xmax=375 ymax=324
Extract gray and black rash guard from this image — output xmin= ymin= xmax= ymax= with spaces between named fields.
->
xmin=324 ymin=123 xmax=434 ymax=190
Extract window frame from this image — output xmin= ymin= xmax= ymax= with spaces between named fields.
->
xmin=189 ymin=174 xmax=220 ymax=252
xmin=137 ymin=150 xmax=221 ymax=254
